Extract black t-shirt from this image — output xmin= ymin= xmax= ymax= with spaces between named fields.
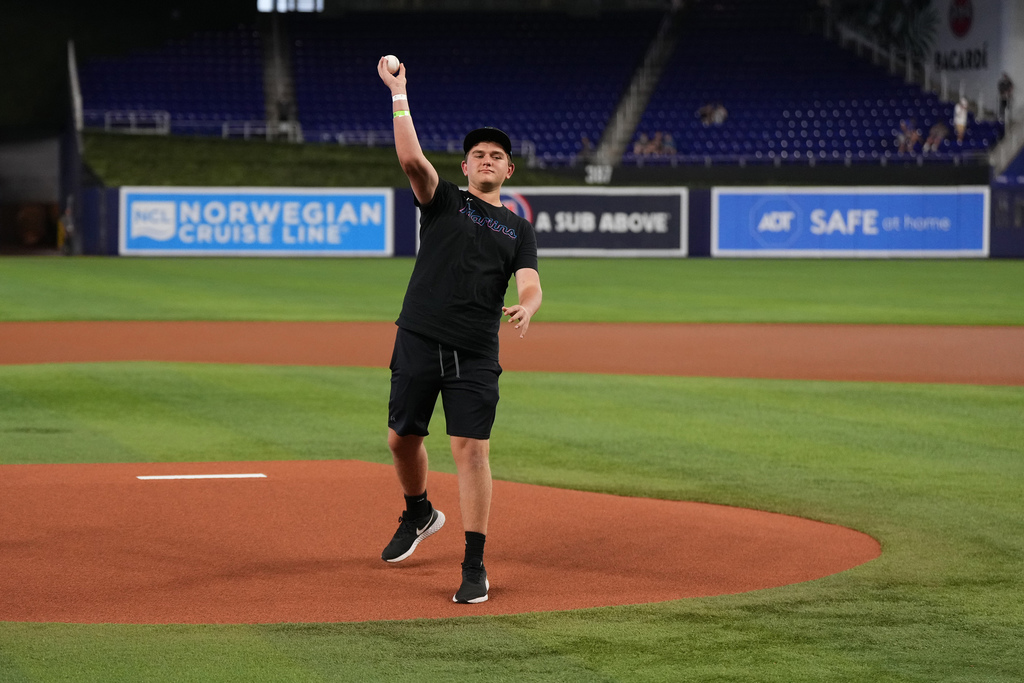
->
xmin=396 ymin=178 xmax=538 ymax=360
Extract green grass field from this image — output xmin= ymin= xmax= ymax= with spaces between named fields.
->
xmin=83 ymin=132 xmax=584 ymax=189
xmin=2 ymin=257 xmax=1023 ymax=325
xmin=1 ymin=258 xmax=1023 ymax=682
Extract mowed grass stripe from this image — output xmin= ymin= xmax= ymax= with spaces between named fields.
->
xmin=0 ymin=363 xmax=387 ymax=464
xmin=1 ymin=258 xmax=1023 ymax=324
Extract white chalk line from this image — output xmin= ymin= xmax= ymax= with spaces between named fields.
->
xmin=137 ymin=473 xmax=267 ymax=480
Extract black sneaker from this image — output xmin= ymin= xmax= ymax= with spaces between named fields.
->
xmin=381 ymin=508 xmax=445 ymax=563
xmin=453 ymin=562 xmax=489 ymax=603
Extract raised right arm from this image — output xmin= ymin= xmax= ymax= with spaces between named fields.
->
xmin=378 ymin=56 xmax=439 ymax=205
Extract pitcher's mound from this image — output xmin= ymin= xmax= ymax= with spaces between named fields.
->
xmin=0 ymin=460 xmax=879 ymax=624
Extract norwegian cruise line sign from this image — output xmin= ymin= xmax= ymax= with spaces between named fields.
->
xmin=120 ymin=187 xmax=393 ymax=256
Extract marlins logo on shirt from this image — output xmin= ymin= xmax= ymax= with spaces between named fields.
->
xmin=461 ymin=201 xmax=518 ymax=240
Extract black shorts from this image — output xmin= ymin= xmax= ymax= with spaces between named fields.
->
xmin=388 ymin=327 xmax=502 ymax=440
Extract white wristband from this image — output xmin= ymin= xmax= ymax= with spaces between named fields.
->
xmin=392 ymin=94 xmax=408 ymax=102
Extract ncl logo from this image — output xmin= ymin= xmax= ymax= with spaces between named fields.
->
xmin=131 ymin=201 xmax=177 ymax=241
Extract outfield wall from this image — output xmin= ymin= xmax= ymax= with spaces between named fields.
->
xmin=78 ymin=183 xmax=1023 ymax=258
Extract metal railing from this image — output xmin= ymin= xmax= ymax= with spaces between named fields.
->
xmin=84 ymin=109 xmax=171 ymax=135
xmin=832 ymin=22 xmax=992 ymax=117
xmin=622 ymin=148 xmax=989 ymax=168
xmin=216 ymin=119 xmax=303 ymax=142
xmin=308 ymin=129 xmax=538 ymax=166
xmin=83 ymin=110 xmax=304 ymax=142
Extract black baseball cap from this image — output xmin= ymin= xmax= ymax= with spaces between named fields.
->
xmin=463 ymin=127 xmax=513 ymax=160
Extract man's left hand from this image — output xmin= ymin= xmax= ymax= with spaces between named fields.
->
xmin=502 ymin=305 xmax=532 ymax=339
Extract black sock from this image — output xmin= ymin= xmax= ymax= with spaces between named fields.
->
xmin=464 ymin=531 xmax=486 ymax=567
xmin=404 ymin=491 xmax=431 ymax=519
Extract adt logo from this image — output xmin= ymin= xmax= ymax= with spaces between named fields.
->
xmin=749 ymin=196 xmax=802 ymax=248
xmin=949 ymin=0 xmax=972 ymax=38
xmin=500 ymin=192 xmax=533 ymax=223
xmin=130 ymin=201 xmax=176 ymax=241
xmin=758 ymin=212 xmax=796 ymax=232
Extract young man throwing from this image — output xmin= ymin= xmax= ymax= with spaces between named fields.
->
xmin=376 ymin=56 xmax=542 ymax=604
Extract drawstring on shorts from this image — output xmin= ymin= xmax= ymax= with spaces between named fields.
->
xmin=438 ymin=345 xmax=461 ymax=379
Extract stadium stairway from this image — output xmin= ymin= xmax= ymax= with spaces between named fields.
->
xmin=593 ymin=6 xmax=685 ymax=166
xmin=260 ymin=13 xmax=301 ymax=141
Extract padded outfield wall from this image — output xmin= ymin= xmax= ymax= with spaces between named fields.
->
xmin=77 ymin=182 xmax=1021 ymax=258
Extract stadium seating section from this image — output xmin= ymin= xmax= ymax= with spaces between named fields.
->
xmin=629 ymin=0 xmax=1001 ymax=165
xmin=78 ymin=3 xmax=1002 ymax=166
xmin=79 ymin=28 xmax=266 ymax=132
xmin=288 ymin=11 xmax=660 ymax=162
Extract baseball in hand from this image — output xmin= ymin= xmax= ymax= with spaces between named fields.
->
xmin=384 ymin=54 xmax=400 ymax=74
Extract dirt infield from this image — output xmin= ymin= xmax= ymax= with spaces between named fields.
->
xmin=3 ymin=319 xmax=1018 ymax=624
xmin=2 ymin=320 xmax=1022 ymax=384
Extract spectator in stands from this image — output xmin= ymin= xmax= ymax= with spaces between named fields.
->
xmin=711 ymin=103 xmax=728 ymax=126
xmin=633 ymin=133 xmax=650 ymax=155
xmin=922 ymin=121 xmax=949 ymax=154
xmin=632 ymin=131 xmax=676 ymax=156
xmin=897 ymin=118 xmax=921 ymax=154
xmin=697 ymin=103 xmax=714 ymax=126
xmin=954 ymin=97 xmax=969 ymax=144
xmin=998 ymin=73 xmax=1013 ymax=124
xmin=648 ymin=131 xmax=667 ymax=155
xmin=662 ymin=132 xmax=677 ymax=154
